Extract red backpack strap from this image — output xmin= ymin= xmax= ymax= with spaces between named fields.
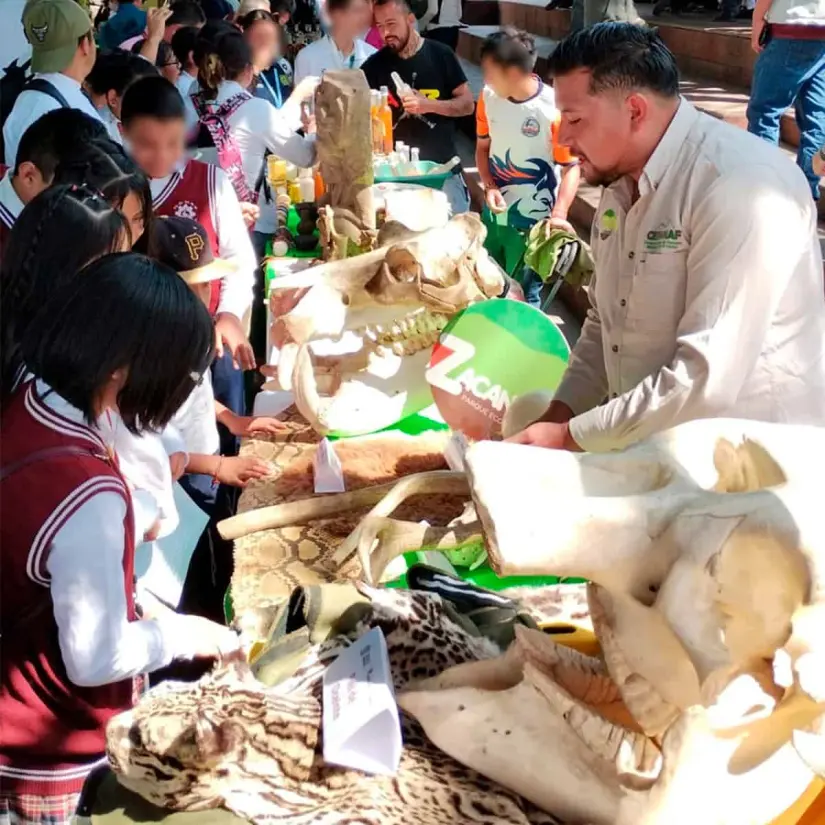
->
xmin=192 ymin=91 xmax=257 ymax=205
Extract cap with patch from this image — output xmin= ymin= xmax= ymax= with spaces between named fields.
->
xmin=150 ymin=216 xmax=235 ymax=285
xmin=23 ymin=0 xmax=93 ymax=74
xmin=237 ymin=0 xmax=273 ymax=15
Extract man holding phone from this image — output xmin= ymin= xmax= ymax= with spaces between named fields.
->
xmin=747 ymin=0 xmax=825 ymax=201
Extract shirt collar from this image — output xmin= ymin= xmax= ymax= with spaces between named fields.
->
xmin=33 ymin=72 xmax=81 ymax=94
xmin=639 ymin=98 xmax=700 ymax=197
xmin=0 ymin=172 xmax=25 ymax=226
xmin=216 ymin=79 xmax=248 ymax=103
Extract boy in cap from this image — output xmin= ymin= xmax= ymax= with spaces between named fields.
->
xmin=146 ymin=215 xmax=283 ymax=618
xmin=3 ymin=0 xmax=100 ymax=168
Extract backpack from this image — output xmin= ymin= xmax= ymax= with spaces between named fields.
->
xmin=0 ymin=62 xmax=71 ymax=161
xmin=190 ymin=90 xmax=258 ymax=205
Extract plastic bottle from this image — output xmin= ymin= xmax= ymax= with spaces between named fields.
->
xmin=410 ymin=147 xmax=421 ymax=175
xmin=370 ymin=90 xmax=383 ymax=154
xmin=314 ymin=168 xmax=325 ymax=199
xmin=298 ymin=168 xmax=315 ymax=202
xmin=379 ymin=86 xmax=393 ymax=154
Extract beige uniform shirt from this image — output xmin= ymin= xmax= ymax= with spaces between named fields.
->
xmin=555 ymin=101 xmax=825 ymax=453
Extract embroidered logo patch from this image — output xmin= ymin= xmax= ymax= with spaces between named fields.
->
xmin=185 ymin=233 xmax=204 ymax=262
xmin=599 ymin=208 xmax=617 ymax=240
xmin=29 ymin=23 xmax=49 ymax=42
xmin=644 ymin=223 xmax=682 ymax=252
xmin=173 ymin=201 xmax=198 ymax=221
xmin=521 ymin=117 xmax=540 ymax=138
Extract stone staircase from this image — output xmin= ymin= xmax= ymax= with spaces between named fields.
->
xmin=453 ymin=0 xmax=825 ymax=271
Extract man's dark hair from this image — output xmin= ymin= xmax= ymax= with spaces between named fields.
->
xmin=480 ymin=27 xmax=536 ymax=73
xmin=171 ymin=25 xmax=200 ymax=66
xmin=85 ymin=50 xmax=159 ymax=98
xmin=168 ymin=0 xmax=207 ymax=26
xmin=120 ymin=76 xmax=186 ymax=125
xmin=22 ymin=253 xmax=216 ymax=433
xmin=13 ymin=109 xmax=108 ymax=176
xmin=546 ymin=22 xmax=679 ymax=97
xmin=374 ymin=0 xmax=412 ymax=13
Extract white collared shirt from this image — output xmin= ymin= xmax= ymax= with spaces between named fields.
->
xmin=150 ymin=159 xmax=258 ymax=320
xmin=184 ymin=80 xmax=316 ymax=235
xmin=293 ymin=35 xmax=376 ymax=85
xmin=767 ymin=0 xmax=825 ymax=24
xmin=422 ymin=0 xmax=463 ymax=29
xmin=176 ymin=70 xmax=196 ymax=100
xmin=0 ymin=171 xmax=25 ymax=230
xmin=555 ymin=100 xmax=825 ymax=453
xmin=22 ymin=382 xmax=195 ymax=686
xmin=3 ymin=72 xmax=103 ymax=168
xmin=98 ymin=104 xmax=124 ymax=145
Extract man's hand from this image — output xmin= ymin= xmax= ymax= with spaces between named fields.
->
xmin=215 ymin=313 xmax=256 ymax=371
xmin=540 ymin=400 xmax=575 ymax=424
xmin=751 ymin=20 xmax=766 ymax=52
xmin=223 ymin=413 xmax=287 ymax=438
xmin=179 ymin=615 xmax=242 ymax=659
xmin=504 ymin=420 xmax=582 ymax=451
xmin=169 ymin=451 xmax=187 ymax=481
xmin=401 ymin=90 xmax=431 ymax=116
xmin=216 ymin=455 xmax=274 ymax=487
xmin=541 ymin=215 xmax=577 ymax=239
xmin=485 ymin=187 xmax=507 ymax=214
xmin=239 ymin=202 xmax=260 ymax=228
xmin=145 ymin=6 xmax=172 ymax=41
xmin=142 ymin=517 xmax=162 ymax=543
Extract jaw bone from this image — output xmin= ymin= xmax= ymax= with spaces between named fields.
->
xmin=268 ymin=214 xmax=506 ymax=436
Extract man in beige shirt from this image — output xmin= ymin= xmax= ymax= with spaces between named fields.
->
xmin=509 ymin=22 xmax=825 ymax=453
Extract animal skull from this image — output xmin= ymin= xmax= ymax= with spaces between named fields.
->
xmin=267 ymin=214 xmax=507 ymax=436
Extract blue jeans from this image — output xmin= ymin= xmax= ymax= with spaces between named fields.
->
xmin=747 ymin=36 xmax=825 ymax=200
xmin=442 ymin=173 xmax=471 ymax=215
xmin=518 ymin=266 xmax=544 ymax=308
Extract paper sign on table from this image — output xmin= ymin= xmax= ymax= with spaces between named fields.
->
xmin=314 ymin=438 xmax=345 ymax=493
xmin=134 ymin=483 xmax=208 ymax=608
xmin=322 ymin=627 xmax=402 ymax=775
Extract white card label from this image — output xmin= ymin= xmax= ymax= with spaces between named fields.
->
xmin=314 ymin=438 xmax=346 ymax=494
xmin=322 ymin=627 xmax=402 ymax=776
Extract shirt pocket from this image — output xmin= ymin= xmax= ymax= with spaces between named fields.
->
xmin=626 ymin=250 xmax=688 ymax=333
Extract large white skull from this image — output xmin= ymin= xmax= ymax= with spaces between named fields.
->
xmin=267 ymin=214 xmax=507 ymax=436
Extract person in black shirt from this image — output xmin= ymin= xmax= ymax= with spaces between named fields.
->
xmin=361 ymin=0 xmax=474 ymax=213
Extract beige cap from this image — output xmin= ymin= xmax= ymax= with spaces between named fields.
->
xmin=237 ymin=0 xmax=272 ymax=15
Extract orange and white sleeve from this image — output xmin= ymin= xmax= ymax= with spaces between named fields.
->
xmin=476 ymin=92 xmax=490 ymax=140
xmin=551 ymin=111 xmax=577 ymax=165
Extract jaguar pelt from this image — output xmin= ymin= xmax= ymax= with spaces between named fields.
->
xmin=107 ymin=587 xmax=563 ymax=825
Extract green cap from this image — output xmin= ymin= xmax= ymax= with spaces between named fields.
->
xmin=23 ymin=0 xmax=92 ymax=75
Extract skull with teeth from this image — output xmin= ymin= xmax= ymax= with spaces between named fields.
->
xmin=266 ymin=214 xmax=508 ymax=436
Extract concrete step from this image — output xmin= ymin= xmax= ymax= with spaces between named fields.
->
xmin=457 ymin=26 xmax=823 ymax=216
xmin=457 ymin=21 xmax=799 ymax=146
xmin=463 ymin=0 xmax=761 ymax=86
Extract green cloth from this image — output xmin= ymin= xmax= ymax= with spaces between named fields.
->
xmin=524 ymin=225 xmax=594 ymax=288
xmin=481 ymin=208 xmax=529 ymax=277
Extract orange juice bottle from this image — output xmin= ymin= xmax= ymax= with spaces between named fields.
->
xmin=314 ymin=168 xmax=325 ymax=199
xmin=379 ymin=86 xmax=393 ymax=155
xmin=370 ymin=90 xmax=383 ymax=153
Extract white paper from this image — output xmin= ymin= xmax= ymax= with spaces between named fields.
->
xmin=322 ymin=627 xmax=402 ymax=776
xmin=133 ymin=483 xmax=208 ymax=608
xmin=314 ymin=438 xmax=345 ymax=493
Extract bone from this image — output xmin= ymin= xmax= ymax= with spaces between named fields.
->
xmin=218 ymin=470 xmax=466 ymax=541
xmin=356 ymin=515 xmax=482 ymax=585
xmin=330 ymin=471 xmax=469 ymax=565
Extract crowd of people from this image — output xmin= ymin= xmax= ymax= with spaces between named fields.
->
xmin=0 ymin=0 xmax=823 ymax=822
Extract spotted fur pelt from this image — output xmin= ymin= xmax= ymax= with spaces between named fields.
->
xmin=107 ymin=586 xmax=563 ymax=825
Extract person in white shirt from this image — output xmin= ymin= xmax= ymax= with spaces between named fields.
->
xmin=3 ymin=0 xmax=101 ymax=169
xmin=747 ymin=0 xmax=825 ymax=201
xmin=187 ymin=27 xmax=317 ymax=251
xmin=507 ymin=23 xmax=825 ymax=454
xmin=84 ymin=50 xmax=159 ymax=144
xmin=171 ymin=25 xmax=200 ymax=99
xmin=293 ymin=0 xmax=376 ymax=84
xmin=420 ymin=0 xmax=462 ymax=51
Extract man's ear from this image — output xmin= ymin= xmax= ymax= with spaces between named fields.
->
xmin=627 ymin=91 xmax=649 ymax=133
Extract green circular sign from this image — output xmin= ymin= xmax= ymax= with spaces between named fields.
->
xmin=426 ymin=300 xmax=570 ymax=440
